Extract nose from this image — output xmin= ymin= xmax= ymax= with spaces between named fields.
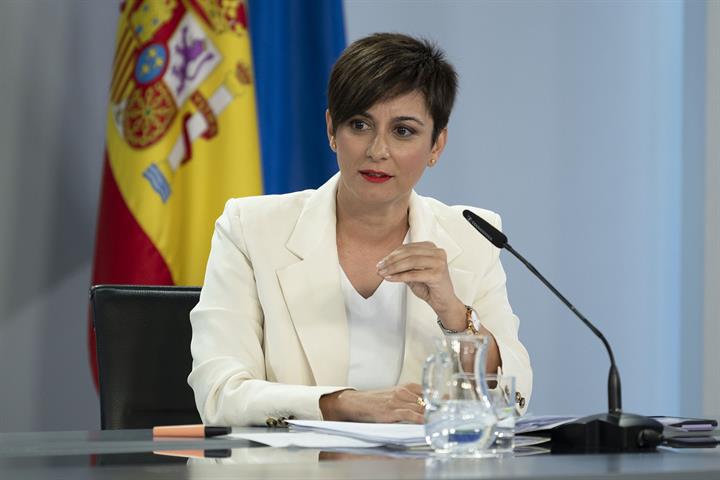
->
xmin=366 ymin=132 xmax=390 ymax=161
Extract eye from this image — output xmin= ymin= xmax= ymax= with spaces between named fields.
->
xmin=350 ymin=119 xmax=369 ymax=130
xmin=395 ymin=125 xmax=415 ymax=137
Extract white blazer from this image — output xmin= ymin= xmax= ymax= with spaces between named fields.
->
xmin=188 ymin=174 xmax=532 ymax=426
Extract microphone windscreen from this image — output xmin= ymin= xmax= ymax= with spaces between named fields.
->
xmin=463 ymin=209 xmax=508 ymax=249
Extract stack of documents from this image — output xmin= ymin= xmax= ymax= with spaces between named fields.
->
xmin=228 ymin=418 xmax=566 ymax=450
xmin=226 ymin=421 xmax=425 ymax=449
xmin=288 ymin=420 xmax=427 ymax=447
xmin=515 ymin=415 xmax=578 ymax=434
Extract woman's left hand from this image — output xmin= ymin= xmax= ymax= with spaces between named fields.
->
xmin=377 ymin=241 xmax=466 ymax=329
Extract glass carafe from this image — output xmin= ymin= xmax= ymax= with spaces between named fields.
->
xmin=422 ymin=334 xmax=497 ymax=456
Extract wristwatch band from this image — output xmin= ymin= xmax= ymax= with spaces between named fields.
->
xmin=436 ymin=305 xmax=479 ymax=335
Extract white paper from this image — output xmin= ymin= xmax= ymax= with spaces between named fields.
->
xmin=288 ymin=420 xmax=427 ymax=447
xmin=227 ymin=431 xmax=381 ymax=449
xmin=235 ymin=418 xmax=560 ymax=450
xmin=515 ymin=415 xmax=579 ymax=434
xmin=514 ymin=435 xmax=550 ymax=447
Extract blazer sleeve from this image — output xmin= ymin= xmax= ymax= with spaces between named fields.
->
xmin=187 ymin=200 xmax=345 ymax=427
xmin=470 ymin=211 xmax=533 ymax=415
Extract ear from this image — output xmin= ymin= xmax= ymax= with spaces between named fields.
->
xmin=429 ymin=128 xmax=448 ymax=166
xmin=325 ymin=109 xmax=334 ymax=143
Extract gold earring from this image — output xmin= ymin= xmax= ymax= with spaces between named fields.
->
xmin=429 ymin=158 xmax=437 ymax=167
xmin=330 ymin=136 xmax=337 ymax=152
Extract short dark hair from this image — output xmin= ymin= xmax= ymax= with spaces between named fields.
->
xmin=327 ymin=33 xmax=458 ymax=144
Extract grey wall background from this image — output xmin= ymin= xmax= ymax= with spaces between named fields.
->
xmin=0 ymin=1 xmax=117 ymax=431
xmin=0 ymin=0 xmax=714 ymax=431
xmin=345 ymin=0 xmax=710 ymax=418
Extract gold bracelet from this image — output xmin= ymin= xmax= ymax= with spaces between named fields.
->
xmin=437 ymin=305 xmax=478 ymax=334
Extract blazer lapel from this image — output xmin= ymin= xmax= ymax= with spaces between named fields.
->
xmin=397 ymin=192 xmax=477 ymax=384
xmin=276 ymin=175 xmax=349 ymax=387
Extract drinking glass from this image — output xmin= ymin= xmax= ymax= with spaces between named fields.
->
xmin=486 ymin=373 xmax=517 ymax=454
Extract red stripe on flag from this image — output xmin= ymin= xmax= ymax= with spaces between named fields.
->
xmin=89 ymin=151 xmax=173 ymax=389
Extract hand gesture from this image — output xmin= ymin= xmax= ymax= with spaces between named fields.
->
xmin=377 ymin=241 xmax=465 ymax=329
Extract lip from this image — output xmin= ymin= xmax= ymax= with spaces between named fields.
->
xmin=359 ymin=170 xmax=393 ymax=184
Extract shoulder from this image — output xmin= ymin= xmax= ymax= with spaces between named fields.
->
xmin=223 ymin=189 xmax=314 ymax=223
xmin=420 ymin=195 xmax=502 ymax=231
xmin=214 ymin=189 xmax=315 ymax=248
xmin=417 ymin=194 xmax=504 ymax=269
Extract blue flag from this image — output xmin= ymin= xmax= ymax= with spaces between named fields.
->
xmin=249 ymin=1 xmax=346 ymax=194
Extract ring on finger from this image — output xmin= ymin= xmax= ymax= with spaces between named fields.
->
xmin=416 ymin=396 xmax=426 ymax=408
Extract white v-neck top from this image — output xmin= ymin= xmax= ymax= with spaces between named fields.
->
xmin=340 ymin=268 xmax=407 ymax=390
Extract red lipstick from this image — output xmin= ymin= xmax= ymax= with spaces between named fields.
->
xmin=359 ymin=170 xmax=393 ymax=183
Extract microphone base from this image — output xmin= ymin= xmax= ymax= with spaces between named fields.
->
xmin=550 ymin=412 xmax=663 ymax=454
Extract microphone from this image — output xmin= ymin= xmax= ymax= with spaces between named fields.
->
xmin=463 ymin=210 xmax=507 ymax=248
xmin=463 ymin=209 xmax=663 ymax=453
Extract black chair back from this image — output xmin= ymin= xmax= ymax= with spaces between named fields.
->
xmin=91 ymin=284 xmax=202 ymax=429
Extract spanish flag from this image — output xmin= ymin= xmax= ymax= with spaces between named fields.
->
xmin=91 ymin=0 xmax=346 ymax=385
xmin=90 ymin=0 xmax=262 ymax=385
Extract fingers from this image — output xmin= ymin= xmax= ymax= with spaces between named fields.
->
xmin=379 ymin=254 xmax=444 ymax=276
xmin=394 ymin=408 xmax=424 ymax=424
xmin=378 ymin=243 xmax=457 ymax=316
xmin=377 ymin=243 xmax=447 ymax=280
xmin=378 ymin=242 xmax=443 ymax=268
xmin=393 ymin=384 xmax=424 ymax=411
xmin=395 ymin=383 xmax=422 ymax=399
xmin=392 ymin=384 xmax=425 ymax=418
xmin=382 ymin=269 xmax=441 ymax=284
xmin=377 ymin=242 xmax=441 ymax=268
xmin=404 ymin=383 xmax=423 ymax=396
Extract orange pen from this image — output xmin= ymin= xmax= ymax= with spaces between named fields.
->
xmin=152 ymin=424 xmax=231 ymax=438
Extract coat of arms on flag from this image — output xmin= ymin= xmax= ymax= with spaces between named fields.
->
xmin=108 ymin=0 xmax=258 ymax=207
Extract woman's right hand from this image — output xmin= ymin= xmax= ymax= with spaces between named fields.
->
xmin=319 ymin=383 xmax=425 ymax=424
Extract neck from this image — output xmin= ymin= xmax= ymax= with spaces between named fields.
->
xmin=335 ymin=185 xmax=410 ymax=243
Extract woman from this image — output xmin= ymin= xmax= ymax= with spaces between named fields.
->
xmin=188 ymin=33 xmax=532 ymax=427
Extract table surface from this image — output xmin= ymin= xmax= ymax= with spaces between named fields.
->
xmin=2 ymin=428 xmax=720 ymax=480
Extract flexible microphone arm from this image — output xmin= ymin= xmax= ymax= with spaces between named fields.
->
xmin=463 ymin=210 xmax=622 ymax=414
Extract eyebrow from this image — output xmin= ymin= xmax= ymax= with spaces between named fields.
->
xmin=358 ymin=112 xmax=425 ymax=126
xmin=395 ymin=115 xmax=425 ymax=126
